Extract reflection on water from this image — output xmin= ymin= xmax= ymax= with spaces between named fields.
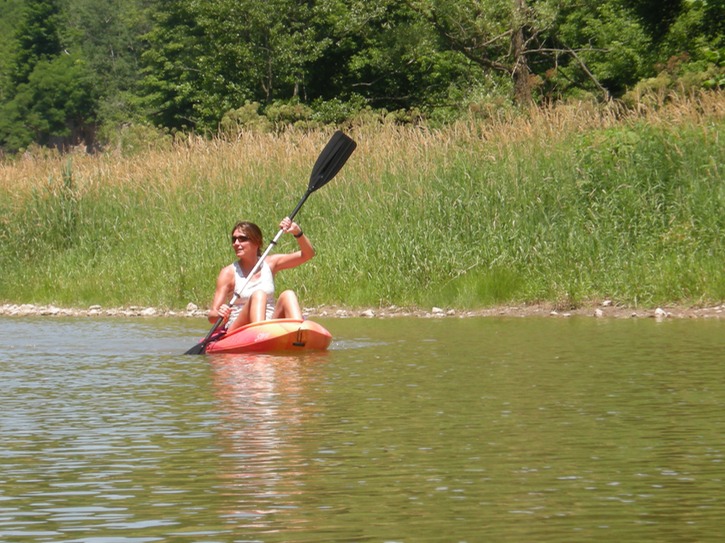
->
xmin=0 ymin=315 xmax=723 ymax=542
xmin=210 ymin=352 xmax=328 ymax=532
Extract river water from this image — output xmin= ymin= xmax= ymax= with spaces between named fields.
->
xmin=1 ymin=315 xmax=723 ymax=542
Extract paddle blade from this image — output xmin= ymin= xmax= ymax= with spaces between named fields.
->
xmin=308 ymin=131 xmax=356 ymax=192
xmin=184 ymin=316 xmax=224 ymax=355
xmin=184 ymin=342 xmax=207 ymax=355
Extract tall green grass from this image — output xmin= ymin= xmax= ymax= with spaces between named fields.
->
xmin=1 ymin=93 xmax=723 ymax=310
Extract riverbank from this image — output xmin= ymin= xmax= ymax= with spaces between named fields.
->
xmin=2 ymin=95 xmax=723 ymax=312
xmin=1 ymin=302 xmax=722 ymax=320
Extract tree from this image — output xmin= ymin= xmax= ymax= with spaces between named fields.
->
xmin=408 ymin=0 xmax=668 ymax=103
xmin=10 ymin=0 xmax=63 ymax=86
xmin=140 ymin=0 xmax=480 ymax=129
xmin=58 ymin=0 xmax=150 ymax=128
xmin=551 ymin=0 xmax=653 ymax=98
xmin=0 ymin=0 xmax=25 ymax=102
xmin=0 ymin=0 xmax=99 ymax=152
xmin=139 ymin=0 xmax=205 ymax=130
xmin=628 ymin=0 xmax=684 ymax=42
xmin=202 ymin=0 xmax=328 ymax=103
xmin=0 ymin=53 xmax=98 ymax=152
xmin=311 ymin=0 xmax=478 ymax=111
xmin=141 ymin=0 xmax=329 ymax=131
xmin=653 ymin=0 xmax=724 ymax=60
xmin=2 ymin=0 xmax=720 ymax=148
xmin=406 ymin=0 xmax=563 ymax=104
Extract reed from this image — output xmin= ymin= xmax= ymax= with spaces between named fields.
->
xmin=1 ymin=93 xmax=723 ymax=310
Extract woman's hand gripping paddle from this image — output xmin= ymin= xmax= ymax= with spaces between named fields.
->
xmin=185 ymin=131 xmax=357 ymax=354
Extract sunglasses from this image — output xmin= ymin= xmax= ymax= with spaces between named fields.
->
xmin=231 ymin=235 xmax=250 ymax=244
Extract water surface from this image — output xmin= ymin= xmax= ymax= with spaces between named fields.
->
xmin=1 ymin=316 xmax=723 ymax=542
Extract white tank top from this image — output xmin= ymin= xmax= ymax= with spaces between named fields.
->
xmin=229 ymin=260 xmax=276 ymax=322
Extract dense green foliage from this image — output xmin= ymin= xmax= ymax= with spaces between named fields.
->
xmin=0 ymin=0 xmax=722 ymax=153
xmin=1 ymin=98 xmax=722 ymax=310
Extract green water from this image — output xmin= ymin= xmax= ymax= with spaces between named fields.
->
xmin=1 ymin=316 xmax=723 ymax=542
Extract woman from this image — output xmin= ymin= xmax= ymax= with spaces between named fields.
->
xmin=208 ymin=217 xmax=314 ymax=332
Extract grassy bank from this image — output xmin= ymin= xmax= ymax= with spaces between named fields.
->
xmin=1 ymin=93 xmax=724 ymax=311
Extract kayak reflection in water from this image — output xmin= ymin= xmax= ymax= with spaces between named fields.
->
xmin=208 ymin=217 xmax=314 ymax=333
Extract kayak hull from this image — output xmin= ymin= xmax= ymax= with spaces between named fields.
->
xmin=204 ymin=318 xmax=332 ymax=354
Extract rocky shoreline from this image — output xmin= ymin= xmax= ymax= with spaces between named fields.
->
xmin=1 ymin=301 xmax=723 ymax=320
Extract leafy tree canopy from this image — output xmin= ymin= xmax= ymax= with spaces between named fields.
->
xmin=0 ymin=0 xmax=721 ymax=152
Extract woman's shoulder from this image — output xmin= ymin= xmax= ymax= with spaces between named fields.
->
xmin=265 ymin=254 xmax=284 ymax=272
xmin=218 ymin=262 xmax=237 ymax=278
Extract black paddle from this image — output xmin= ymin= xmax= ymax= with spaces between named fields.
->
xmin=185 ymin=130 xmax=357 ymax=354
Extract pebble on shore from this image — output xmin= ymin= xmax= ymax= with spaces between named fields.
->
xmin=0 ymin=303 xmax=723 ymax=320
xmin=0 ymin=303 xmax=206 ymax=318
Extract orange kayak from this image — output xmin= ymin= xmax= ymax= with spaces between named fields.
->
xmin=204 ymin=318 xmax=332 ymax=354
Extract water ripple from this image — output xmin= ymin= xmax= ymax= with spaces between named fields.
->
xmin=1 ymin=316 xmax=724 ymax=542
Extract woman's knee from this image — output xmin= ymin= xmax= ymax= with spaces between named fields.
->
xmin=276 ymin=290 xmax=301 ymax=319
xmin=278 ymin=289 xmax=298 ymax=303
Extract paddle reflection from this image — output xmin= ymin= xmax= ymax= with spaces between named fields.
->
xmin=209 ymin=352 xmax=328 ymax=531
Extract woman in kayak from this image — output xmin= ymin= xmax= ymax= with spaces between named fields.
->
xmin=207 ymin=217 xmax=314 ymax=332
